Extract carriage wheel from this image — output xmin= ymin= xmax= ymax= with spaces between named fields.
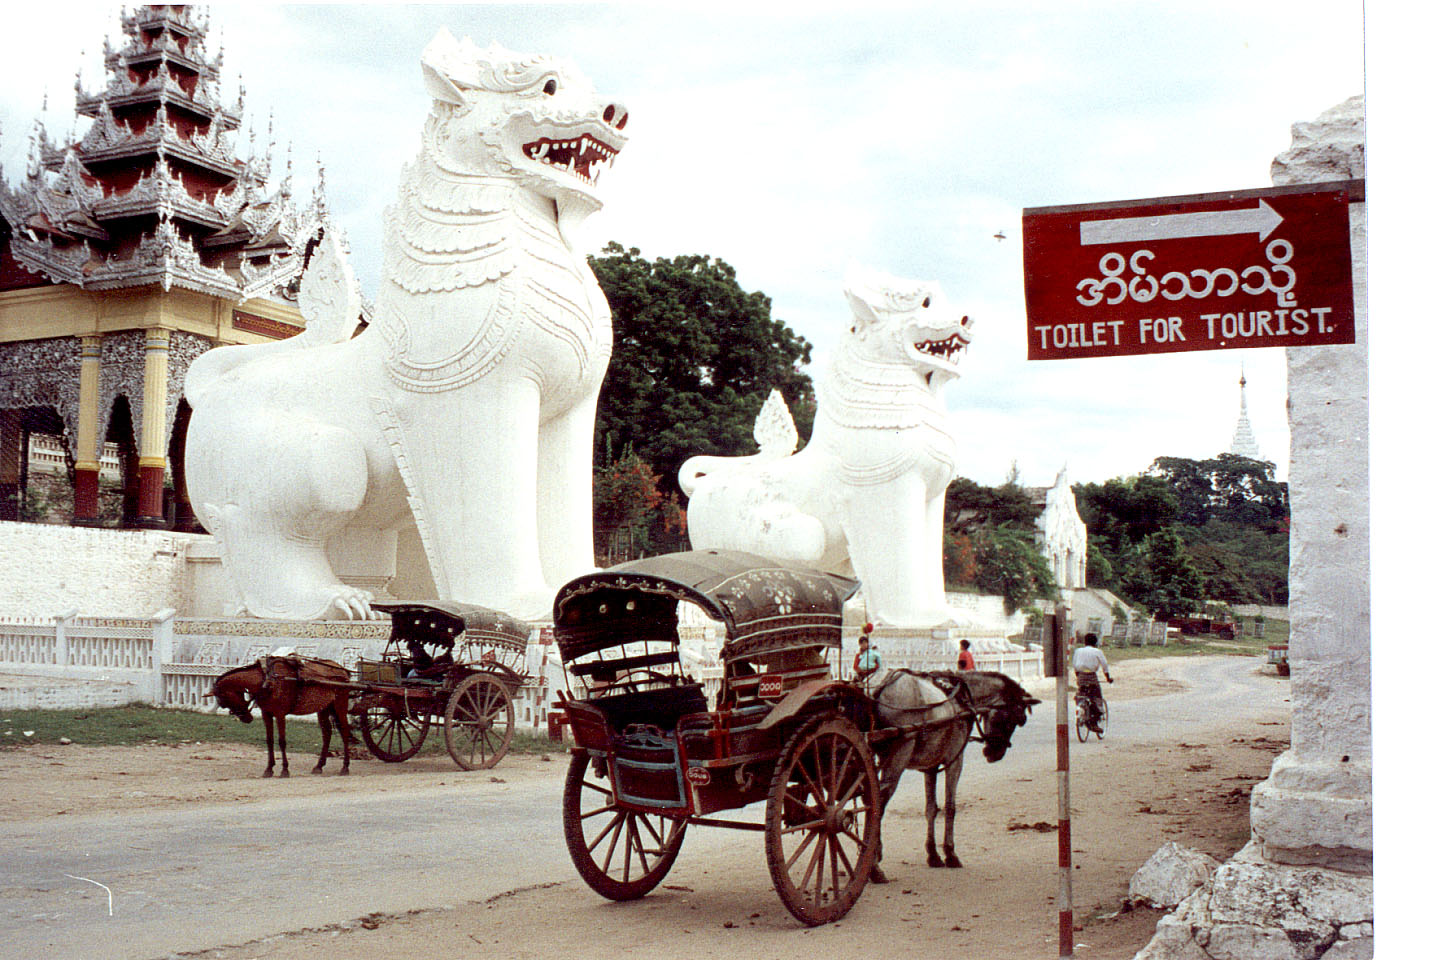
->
xmin=562 ymin=751 xmax=686 ymax=901
xmin=359 ymin=699 xmax=430 ymax=762
xmin=444 ymin=673 xmax=515 ymax=770
xmin=1094 ymin=700 xmax=1108 ymax=740
xmin=764 ymin=714 xmax=881 ymax=926
xmin=1075 ymin=700 xmax=1091 ymax=743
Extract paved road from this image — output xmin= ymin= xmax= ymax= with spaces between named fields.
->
xmin=0 ymin=655 xmax=1288 ymax=960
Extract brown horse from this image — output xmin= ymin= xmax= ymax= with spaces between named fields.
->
xmin=210 ymin=657 xmax=355 ymax=778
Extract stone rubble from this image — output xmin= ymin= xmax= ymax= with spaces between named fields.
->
xmin=1134 ymin=842 xmax=1373 ymax=960
xmin=1128 ymin=841 xmax=1220 ymax=909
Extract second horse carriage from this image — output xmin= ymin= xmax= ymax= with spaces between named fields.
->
xmin=352 ymin=601 xmax=531 ymax=770
xmin=555 ymin=550 xmax=888 ymax=925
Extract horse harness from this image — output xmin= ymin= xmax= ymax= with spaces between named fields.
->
xmin=872 ymin=669 xmax=992 ymax=745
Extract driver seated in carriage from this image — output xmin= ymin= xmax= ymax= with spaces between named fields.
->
xmin=404 ymin=637 xmax=454 ymax=680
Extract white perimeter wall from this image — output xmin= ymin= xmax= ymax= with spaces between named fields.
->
xmin=0 ymin=521 xmax=196 ymax=618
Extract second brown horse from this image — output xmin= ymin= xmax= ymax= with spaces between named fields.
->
xmin=211 ymin=657 xmax=354 ymax=777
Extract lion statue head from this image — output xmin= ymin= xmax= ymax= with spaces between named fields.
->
xmin=418 ymin=29 xmax=629 ymax=220
xmin=843 ymin=266 xmax=974 ymax=393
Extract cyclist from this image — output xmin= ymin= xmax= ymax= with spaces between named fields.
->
xmin=1072 ymin=632 xmax=1113 ymax=728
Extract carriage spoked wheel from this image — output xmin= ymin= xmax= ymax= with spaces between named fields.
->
xmin=359 ymin=698 xmax=430 ymax=762
xmin=443 ymin=673 xmax=515 ymax=770
xmin=764 ymin=714 xmax=882 ymax=926
xmin=562 ymin=751 xmax=687 ymax=901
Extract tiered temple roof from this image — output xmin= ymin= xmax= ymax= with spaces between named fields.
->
xmin=0 ymin=4 xmax=322 ymax=301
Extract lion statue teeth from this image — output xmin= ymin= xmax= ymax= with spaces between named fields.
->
xmin=183 ymin=31 xmax=627 ymax=620
xmin=679 ymin=267 xmax=974 ymax=629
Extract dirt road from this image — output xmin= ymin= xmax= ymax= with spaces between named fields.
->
xmin=0 ymin=655 xmax=1289 ymax=960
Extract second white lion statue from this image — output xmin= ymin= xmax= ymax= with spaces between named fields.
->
xmin=184 ymin=31 xmax=628 ymax=619
xmin=679 ymin=268 xmax=973 ymax=628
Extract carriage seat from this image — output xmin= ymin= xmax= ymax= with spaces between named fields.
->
xmin=591 ymin=682 xmax=708 ymax=736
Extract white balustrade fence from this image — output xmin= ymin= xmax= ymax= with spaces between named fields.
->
xmin=0 ymin=612 xmax=559 ymax=725
xmin=3 ymin=612 xmax=1049 ymax=719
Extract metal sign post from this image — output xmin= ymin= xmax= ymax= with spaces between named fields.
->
xmin=1054 ymin=606 xmax=1073 ymax=957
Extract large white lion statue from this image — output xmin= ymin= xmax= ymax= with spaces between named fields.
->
xmin=678 ymin=268 xmax=973 ymax=628
xmin=184 ymin=30 xmax=627 ymax=620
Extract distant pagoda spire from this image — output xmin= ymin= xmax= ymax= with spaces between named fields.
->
xmin=1229 ymin=365 xmax=1263 ymax=460
xmin=0 ymin=4 xmax=323 ymax=300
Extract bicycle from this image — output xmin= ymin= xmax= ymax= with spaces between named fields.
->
xmin=1074 ymin=685 xmax=1108 ymax=742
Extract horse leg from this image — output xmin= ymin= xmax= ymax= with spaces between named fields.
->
xmin=872 ymin=737 xmax=919 ymax=884
xmin=924 ymin=768 xmax=944 ymax=867
xmin=314 ymin=710 xmax=331 ymax=774
xmin=262 ymin=711 xmax=276 ymax=778
xmin=334 ymin=698 xmax=352 ymax=775
xmin=942 ymin=745 xmax=966 ymax=868
xmin=276 ymin=714 xmax=290 ymax=778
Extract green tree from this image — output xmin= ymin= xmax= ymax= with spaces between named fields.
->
xmin=1085 ymin=534 xmax=1115 ymax=588
xmin=590 ymin=244 xmax=815 ymax=492
xmin=1122 ymin=526 xmax=1207 ymax=621
xmin=1074 ymin=475 xmax=1179 ymax=552
xmin=1149 ymin=454 xmax=1288 ymax=527
xmin=944 ymin=473 xmax=1040 ymax=532
xmin=971 ymin=524 xmax=1057 ymax=615
xmin=1180 ymin=520 xmax=1289 ymax=604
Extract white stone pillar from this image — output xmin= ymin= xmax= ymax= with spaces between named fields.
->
xmin=1248 ymin=95 xmax=1371 ymax=873
xmin=1134 ymin=95 xmax=1374 ymax=960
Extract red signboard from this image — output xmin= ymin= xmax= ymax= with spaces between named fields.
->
xmin=1022 ymin=180 xmax=1361 ymax=360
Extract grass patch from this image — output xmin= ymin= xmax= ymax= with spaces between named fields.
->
xmin=1104 ymin=619 xmax=1287 ymax=663
xmin=0 ymin=704 xmax=563 ymax=758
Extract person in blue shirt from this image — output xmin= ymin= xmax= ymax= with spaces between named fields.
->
xmin=853 ymin=623 xmax=882 ymax=682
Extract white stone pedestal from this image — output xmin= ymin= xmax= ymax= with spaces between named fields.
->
xmin=1135 ymin=95 xmax=1372 ymax=960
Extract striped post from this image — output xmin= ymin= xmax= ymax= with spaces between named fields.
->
xmin=1054 ymin=606 xmax=1074 ymax=956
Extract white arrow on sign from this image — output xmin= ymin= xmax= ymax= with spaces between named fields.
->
xmin=1079 ymin=200 xmax=1283 ymax=246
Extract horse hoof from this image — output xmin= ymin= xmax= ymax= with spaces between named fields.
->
xmin=946 ymin=856 xmax=963 ymax=869
xmin=927 ymin=854 xmax=945 ymax=868
xmin=339 ymin=768 xmax=350 ymax=776
xmin=280 ymin=770 xmax=290 ymax=779
xmin=262 ymin=770 xmax=273 ymax=779
xmin=870 ymin=866 xmax=890 ymax=884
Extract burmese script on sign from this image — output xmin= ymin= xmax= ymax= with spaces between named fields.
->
xmin=1021 ymin=182 xmax=1358 ymax=360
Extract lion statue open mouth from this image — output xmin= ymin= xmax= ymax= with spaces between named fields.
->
xmin=183 ymin=31 xmax=627 ymax=620
xmin=679 ymin=267 xmax=973 ymax=629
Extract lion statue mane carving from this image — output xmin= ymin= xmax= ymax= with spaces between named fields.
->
xmin=679 ymin=268 xmax=973 ymax=628
xmin=184 ymin=30 xmax=627 ymax=620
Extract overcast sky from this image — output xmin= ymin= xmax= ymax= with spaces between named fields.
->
xmin=1 ymin=1 xmax=1367 ymax=487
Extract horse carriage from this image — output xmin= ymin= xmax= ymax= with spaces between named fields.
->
xmin=554 ymin=550 xmax=1042 ymax=925
xmin=210 ymin=601 xmax=531 ymax=777
xmin=555 ymin=549 xmax=885 ymax=925
xmin=351 ymin=601 xmax=531 ymax=770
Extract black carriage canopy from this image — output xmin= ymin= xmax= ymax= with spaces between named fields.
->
xmin=551 ymin=550 xmax=860 ymax=664
xmin=372 ymin=601 xmax=532 ymax=652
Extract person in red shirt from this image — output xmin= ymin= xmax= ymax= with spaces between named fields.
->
xmin=956 ymin=638 xmax=976 ymax=671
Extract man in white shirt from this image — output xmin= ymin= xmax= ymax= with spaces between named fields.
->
xmin=1072 ymin=632 xmax=1113 ymax=710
